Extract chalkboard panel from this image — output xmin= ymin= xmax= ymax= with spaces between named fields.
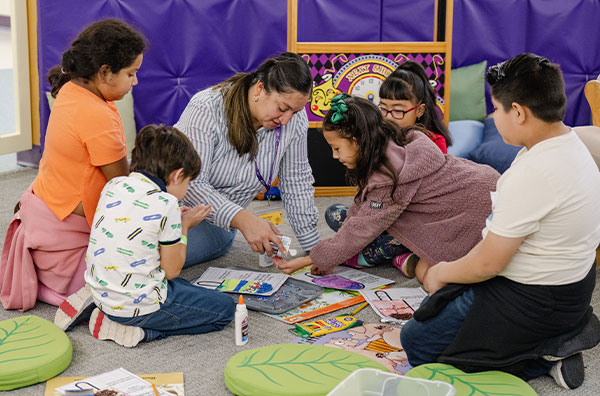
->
xmin=306 ymin=128 xmax=348 ymax=187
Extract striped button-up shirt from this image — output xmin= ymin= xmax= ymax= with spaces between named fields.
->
xmin=175 ymin=87 xmax=320 ymax=251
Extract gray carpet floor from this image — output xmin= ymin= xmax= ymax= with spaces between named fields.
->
xmin=1 ymin=167 xmax=598 ymax=395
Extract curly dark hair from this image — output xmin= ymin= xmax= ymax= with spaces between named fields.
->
xmin=130 ymin=124 xmax=201 ymax=183
xmin=47 ymin=19 xmax=147 ymax=98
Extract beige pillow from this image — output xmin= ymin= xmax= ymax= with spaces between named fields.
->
xmin=573 ymin=126 xmax=600 ymax=170
xmin=46 ymin=90 xmax=136 ymax=158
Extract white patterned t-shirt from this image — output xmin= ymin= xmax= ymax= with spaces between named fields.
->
xmin=84 ymin=172 xmax=182 ymax=317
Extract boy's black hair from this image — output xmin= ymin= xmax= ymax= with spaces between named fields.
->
xmin=379 ymin=61 xmax=451 ymax=145
xmin=322 ymin=95 xmax=411 ymax=203
xmin=130 ymin=125 xmax=201 ymax=183
xmin=487 ymin=53 xmax=566 ymax=122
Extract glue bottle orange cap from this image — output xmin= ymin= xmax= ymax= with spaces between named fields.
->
xmin=238 ymin=295 xmax=244 ymax=305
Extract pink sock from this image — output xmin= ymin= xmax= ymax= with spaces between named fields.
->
xmin=343 ymin=254 xmax=361 ymax=268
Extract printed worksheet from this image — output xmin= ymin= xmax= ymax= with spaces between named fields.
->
xmin=55 ymin=368 xmax=170 ymax=396
xmin=361 ymin=288 xmax=428 ymax=324
xmin=291 ymin=266 xmax=394 ymax=291
xmin=193 ymin=267 xmax=288 ymax=296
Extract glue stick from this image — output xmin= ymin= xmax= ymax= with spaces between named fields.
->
xmin=235 ymin=295 xmax=248 ymax=346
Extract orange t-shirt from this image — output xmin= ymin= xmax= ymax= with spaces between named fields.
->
xmin=33 ymin=81 xmax=127 ymax=227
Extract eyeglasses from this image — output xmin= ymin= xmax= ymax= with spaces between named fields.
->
xmin=378 ymin=105 xmax=418 ymax=120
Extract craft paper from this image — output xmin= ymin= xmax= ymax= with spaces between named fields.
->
xmin=361 ymin=288 xmax=428 ymax=324
xmin=194 ymin=267 xmax=288 ymax=296
xmin=291 ymin=266 xmax=394 ymax=291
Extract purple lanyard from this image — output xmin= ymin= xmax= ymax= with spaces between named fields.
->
xmin=254 ymin=126 xmax=282 ymax=191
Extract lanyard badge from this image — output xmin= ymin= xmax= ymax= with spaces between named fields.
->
xmin=254 ymin=126 xmax=282 ymax=204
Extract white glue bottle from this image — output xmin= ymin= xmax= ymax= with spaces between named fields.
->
xmin=235 ymin=295 xmax=249 ymax=346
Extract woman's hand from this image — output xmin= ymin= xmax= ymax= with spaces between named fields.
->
xmin=273 ymin=256 xmax=312 ymax=275
xmin=422 ymin=262 xmax=447 ymax=295
xmin=231 ymin=210 xmax=285 ymax=255
xmin=181 ymin=204 xmax=212 ymax=230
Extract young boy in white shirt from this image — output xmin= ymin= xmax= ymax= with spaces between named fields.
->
xmin=84 ymin=124 xmax=235 ymax=347
xmin=401 ymin=53 xmax=600 ymax=389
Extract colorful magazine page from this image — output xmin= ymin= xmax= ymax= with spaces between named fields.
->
xmin=361 ymin=288 xmax=428 ymax=324
xmin=216 ymin=279 xmax=274 ymax=295
xmin=265 ymin=288 xmax=365 ymax=324
xmin=292 ymin=323 xmax=412 ymax=375
xmin=45 ymin=370 xmax=184 ymax=396
xmin=193 ymin=267 xmax=287 ymax=296
xmin=291 ymin=266 xmax=394 ymax=291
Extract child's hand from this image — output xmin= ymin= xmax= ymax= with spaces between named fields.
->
xmin=273 ymin=256 xmax=311 ymax=275
xmin=310 ymin=266 xmax=333 ymax=276
xmin=181 ymin=204 xmax=211 ymax=229
xmin=422 ymin=262 xmax=446 ymax=295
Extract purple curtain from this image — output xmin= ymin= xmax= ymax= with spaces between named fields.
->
xmin=35 ymin=0 xmax=598 ymax=151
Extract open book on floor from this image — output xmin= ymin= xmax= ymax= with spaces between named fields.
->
xmin=292 ymin=322 xmax=412 ymax=375
xmin=45 ymin=369 xmax=184 ymax=396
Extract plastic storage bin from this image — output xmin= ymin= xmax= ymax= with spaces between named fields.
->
xmin=326 ymin=368 xmax=455 ymax=396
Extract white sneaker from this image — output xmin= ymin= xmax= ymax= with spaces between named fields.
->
xmin=89 ymin=308 xmax=144 ymax=348
xmin=54 ymin=284 xmax=95 ymax=331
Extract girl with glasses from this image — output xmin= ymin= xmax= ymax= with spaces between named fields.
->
xmin=379 ymin=61 xmax=451 ymax=154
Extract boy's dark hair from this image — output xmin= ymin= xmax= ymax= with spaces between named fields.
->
xmin=130 ymin=125 xmax=201 ymax=183
xmin=322 ymin=95 xmax=410 ymax=203
xmin=213 ymin=52 xmax=313 ymax=159
xmin=379 ymin=61 xmax=451 ymax=146
xmin=47 ymin=19 xmax=147 ymax=98
xmin=487 ymin=53 xmax=566 ymax=122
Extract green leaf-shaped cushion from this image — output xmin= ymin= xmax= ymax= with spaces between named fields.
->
xmin=406 ymin=363 xmax=537 ymax=396
xmin=225 ymin=343 xmax=388 ymax=396
xmin=0 ymin=315 xmax=72 ymax=390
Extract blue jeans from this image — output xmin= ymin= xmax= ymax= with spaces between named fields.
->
xmin=401 ymin=288 xmax=475 ymax=366
xmin=107 ymin=278 xmax=235 ymax=342
xmin=183 ymin=220 xmax=237 ymax=268
xmin=401 ymin=287 xmax=553 ymax=379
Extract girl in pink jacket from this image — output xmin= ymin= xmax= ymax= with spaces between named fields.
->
xmin=274 ymin=94 xmax=499 ymax=283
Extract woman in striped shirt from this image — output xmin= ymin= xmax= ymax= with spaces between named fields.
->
xmin=175 ymin=52 xmax=320 ymax=267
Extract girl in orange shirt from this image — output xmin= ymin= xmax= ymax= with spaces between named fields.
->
xmin=0 ymin=19 xmax=146 ymax=311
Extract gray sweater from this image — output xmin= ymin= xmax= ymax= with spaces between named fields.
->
xmin=310 ymin=131 xmax=500 ymax=271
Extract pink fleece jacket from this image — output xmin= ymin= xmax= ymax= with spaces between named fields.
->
xmin=0 ymin=186 xmax=89 ymax=311
xmin=310 ymin=132 xmax=500 ymax=272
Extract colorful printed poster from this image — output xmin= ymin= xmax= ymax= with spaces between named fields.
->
xmin=293 ymin=323 xmax=412 ymax=375
xmin=303 ymin=52 xmax=447 ymax=123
